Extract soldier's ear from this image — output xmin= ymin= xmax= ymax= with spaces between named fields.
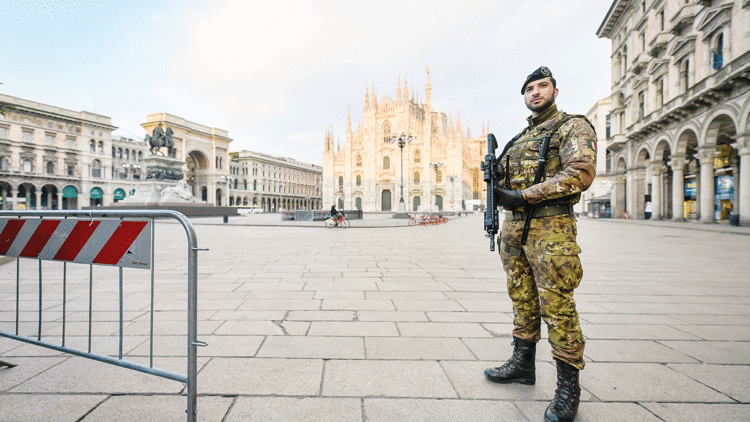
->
xmin=553 ymin=88 xmax=559 ymax=99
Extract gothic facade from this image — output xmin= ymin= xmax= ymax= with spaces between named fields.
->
xmin=323 ymin=69 xmax=486 ymax=213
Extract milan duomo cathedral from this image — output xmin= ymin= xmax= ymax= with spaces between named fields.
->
xmin=323 ymin=69 xmax=486 ymax=212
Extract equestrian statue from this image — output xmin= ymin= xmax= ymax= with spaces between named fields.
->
xmin=146 ymin=122 xmax=176 ymax=157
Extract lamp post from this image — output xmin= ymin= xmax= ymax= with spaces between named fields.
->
xmin=276 ymin=182 xmax=285 ymax=212
xmin=390 ymin=132 xmax=413 ymax=217
xmin=428 ymin=163 xmax=444 ymax=212
xmin=220 ymin=175 xmax=232 ymax=207
xmin=447 ymin=176 xmax=457 ymax=212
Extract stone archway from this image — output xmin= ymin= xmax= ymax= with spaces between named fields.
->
xmin=653 ymin=139 xmax=673 ymax=219
xmin=702 ymin=114 xmax=738 ymax=222
xmin=186 ymin=150 xmax=210 ymax=201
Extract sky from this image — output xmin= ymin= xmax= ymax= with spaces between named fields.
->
xmin=1 ymin=0 xmax=614 ymax=166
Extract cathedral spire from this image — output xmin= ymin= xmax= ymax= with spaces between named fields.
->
xmin=456 ymin=109 xmax=463 ymax=139
xmin=397 ymin=75 xmax=402 ymax=104
xmin=365 ymin=85 xmax=370 ymax=111
xmin=347 ymin=105 xmax=352 ymax=133
xmin=371 ymin=82 xmax=377 ymax=109
xmin=425 ymin=66 xmax=432 ymax=105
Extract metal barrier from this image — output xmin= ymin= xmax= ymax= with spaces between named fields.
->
xmin=281 ymin=211 xmax=295 ymax=221
xmin=0 ymin=210 xmax=203 ymax=422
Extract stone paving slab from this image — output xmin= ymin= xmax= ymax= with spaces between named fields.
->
xmin=321 ymin=360 xmax=457 ymax=398
xmin=364 ymin=398 xmax=525 ymax=422
xmin=225 ymin=397 xmax=362 ymax=422
xmin=641 ymin=403 xmax=750 ymax=422
xmin=80 ymin=395 xmax=233 ymax=422
xmin=0 ymin=393 xmax=107 ymax=422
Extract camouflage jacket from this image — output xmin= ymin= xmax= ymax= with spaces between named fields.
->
xmin=505 ymin=105 xmax=597 ymax=206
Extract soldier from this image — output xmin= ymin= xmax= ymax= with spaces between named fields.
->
xmin=483 ymin=66 xmax=596 ymax=422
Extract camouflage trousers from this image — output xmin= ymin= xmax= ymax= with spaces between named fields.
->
xmin=498 ymin=214 xmax=585 ymax=370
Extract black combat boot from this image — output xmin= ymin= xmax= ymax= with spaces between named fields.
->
xmin=544 ymin=359 xmax=581 ymax=422
xmin=483 ymin=337 xmax=536 ymax=385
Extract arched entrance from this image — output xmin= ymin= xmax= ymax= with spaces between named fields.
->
xmin=186 ymin=150 xmax=210 ymax=203
xmin=435 ymin=195 xmax=443 ymax=212
xmin=381 ymin=190 xmax=391 ymax=211
xmin=355 ymin=197 xmax=362 ymax=210
xmin=41 ymin=185 xmax=58 ymax=210
xmin=62 ymin=185 xmax=78 ymax=210
xmin=113 ymin=188 xmax=126 ymax=203
xmin=216 ymin=188 xmax=223 ymax=206
xmin=90 ymin=187 xmax=103 ymax=207
xmin=413 ymin=196 xmax=421 ymax=211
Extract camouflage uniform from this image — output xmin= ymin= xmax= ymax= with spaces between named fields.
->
xmin=499 ymin=104 xmax=596 ymax=370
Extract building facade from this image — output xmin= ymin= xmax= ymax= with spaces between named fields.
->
xmin=0 ymin=93 xmax=124 ymax=209
xmin=0 ymin=95 xmax=237 ymax=209
xmin=228 ymin=150 xmax=322 ymax=212
xmin=323 ymin=69 xmax=485 ymax=212
xmin=579 ymin=97 xmax=614 ymax=217
xmin=598 ymin=0 xmax=750 ymax=224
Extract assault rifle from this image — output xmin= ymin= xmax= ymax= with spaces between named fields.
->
xmin=482 ymin=134 xmax=500 ymax=251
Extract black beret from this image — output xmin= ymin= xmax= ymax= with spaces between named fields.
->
xmin=521 ymin=66 xmax=555 ymax=94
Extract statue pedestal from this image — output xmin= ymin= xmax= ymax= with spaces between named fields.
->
xmin=120 ymin=155 xmax=189 ymax=205
xmin=393 ymin=199 xmax=410 ymax=219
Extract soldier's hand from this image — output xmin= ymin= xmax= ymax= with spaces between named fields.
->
xmin=493 ymin=187 xmax=525 ymax=209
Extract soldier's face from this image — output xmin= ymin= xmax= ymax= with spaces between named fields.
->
xmin=523 ymin=78 xmax=558 ymax=115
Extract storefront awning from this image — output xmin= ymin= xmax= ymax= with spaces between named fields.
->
xmin=588 ymin=194 xmax=611 ymax=203
xmin=90 ymin=187 xmax=103 ymax=199
xmin=114 ymin=189 xmax=125 ymax=200
xmin=62 ymin=186 xmax=78 ymax=199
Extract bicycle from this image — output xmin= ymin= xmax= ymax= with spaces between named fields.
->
xmin=325 ymin=215 xmax=350 ymax=228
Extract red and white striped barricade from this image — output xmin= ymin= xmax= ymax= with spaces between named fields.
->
xmin=0 ymin=210 xmax=202 ymax=422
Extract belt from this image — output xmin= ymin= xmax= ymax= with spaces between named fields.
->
xmin=506 ymin=203 xmax=574 ymax=221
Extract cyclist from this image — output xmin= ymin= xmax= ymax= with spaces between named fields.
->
xmin=330 ymin=204 xmax=344 ymax=226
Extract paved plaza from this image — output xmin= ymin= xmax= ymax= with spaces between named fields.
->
xmin=1 ymin=213 xmax=749 ymax=421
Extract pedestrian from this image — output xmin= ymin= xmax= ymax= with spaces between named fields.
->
xmin=484 ymin=66 xmax=597 ymax=422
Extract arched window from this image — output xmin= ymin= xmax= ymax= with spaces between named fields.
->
xmin=383 ymin=121 xmax=392 ymax=143
xmin=338 ymin=176 xmax=344 ymax=187
xmin=681 ymin=59 xmax=690 ymax=92
xmin=414 ymin=150 xmax=421 ymax=163
xmin=712 ymin=33 xmax=724 ymax=70
xmin=23 ymin=159 xmax=32 ymax=173
xmin=414 ymin=172 xmax=420 ymax=183
xmin=356 ymin=175 xmax=361 ymax=186
xmin=356 ymin=155 xmax=362 ymax=167
xmin=244 ymin=179 xmax=248 ymax=190
xmin=253 ymin=180 xmax=257 ymax=190
xmin=92 ymin=159 xmax=102 ymax=178
xmin=97 ymin=141 xmax=103 ymax=153
xmin=90 ymin=140 xmax=96 ymax=152
xmin=622 ymin=46 xmax=627 ymax=72
xmin=436 ymin=170 xmax=442 ymax=183
xmin=137 ymin=151 xmax=142 ymax=161
xmin=46 ymin=161 xmax=54 ymax=174
xmin=111 ymin=146 xmax=116 ymax=158
xmin=0 ymin=156 xmax=8 ymax=170
xmin=383 ymin=156 xmax=390 ymax=169
xmin=125 ymin=149 xmax=130 ymax=160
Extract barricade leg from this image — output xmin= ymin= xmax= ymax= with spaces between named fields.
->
xmin=0 ymin=359 xmax=17 ymax=368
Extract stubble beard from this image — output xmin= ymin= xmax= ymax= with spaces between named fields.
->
xmin=526 ymin=95 xmax=554 ymax=114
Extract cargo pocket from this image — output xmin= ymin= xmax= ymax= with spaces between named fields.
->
xmin=538 ymin=240 xmax=583 ymax=290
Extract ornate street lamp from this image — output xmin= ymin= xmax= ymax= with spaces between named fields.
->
xmin=447 ymin=176 xmax=457 ymax=211
xmin=428 ymin=162 xmax=444 ymax=213
xmin=390 ymin=132 xmax=413 ymax=217
xmin=276 ymin=181 xmax=285 ymax=212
